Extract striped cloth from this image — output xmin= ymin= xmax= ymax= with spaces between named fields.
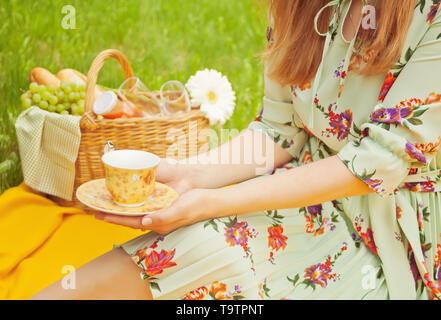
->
xmin=15 ymin=106 xmax=81 ymax=200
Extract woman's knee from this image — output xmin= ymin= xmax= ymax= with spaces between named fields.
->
xmin=30 ymin=248 xmax=152 ymax=300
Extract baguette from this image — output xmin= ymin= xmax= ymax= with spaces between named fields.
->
xmin=57 ymin=69 xmax=87 ymax=86
xmin=68 ymin=69 xmax=87 ymax=82
xmin=29 ymin=68 xmax=61 ymax=88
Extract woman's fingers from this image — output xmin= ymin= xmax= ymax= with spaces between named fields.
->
xmin=94 ymin=207 xmax=177 ymax=233
xmin=94 ymin=188 xmax=203 ymax=233
xmin=95 ymin=212 xmax=145 ymax=229
xmin=163 ymin=178 xmax=193 ymax=195
xmin=141 ymin=206 xmax=182 ymax=234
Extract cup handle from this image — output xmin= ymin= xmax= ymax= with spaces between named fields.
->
xmin=104 ymin=141 xmax=115 ymax=154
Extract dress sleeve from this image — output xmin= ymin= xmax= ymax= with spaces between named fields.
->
xmin=247 ymin=73 xmax=308 ymax=159
xmin=337 ymin=15 xmax=441 ymax=196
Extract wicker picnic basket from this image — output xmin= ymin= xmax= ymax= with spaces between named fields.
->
xmin=49 ymin=49 xmax=210 ymax=209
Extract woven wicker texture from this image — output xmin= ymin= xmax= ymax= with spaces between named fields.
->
xmin=51 ymin=49 xmax=209 ymax=209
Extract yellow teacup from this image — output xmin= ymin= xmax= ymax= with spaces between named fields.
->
xmin=101 ymin=150 xmax=161 ymax=207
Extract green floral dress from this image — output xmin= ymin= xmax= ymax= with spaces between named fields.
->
xmin=117 ymin=0 xmax=441 ymax=300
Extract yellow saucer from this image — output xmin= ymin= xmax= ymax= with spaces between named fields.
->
xmin=76 ymin=179 xmax=178 ymax=216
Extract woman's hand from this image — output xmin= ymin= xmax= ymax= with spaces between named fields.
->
xmin=95 ymin=188 xmax=217 ymax=234
xmin=94 ymin=157 xmax=207 ymax=233
xmin=95 ymin=155 xmax=374 ymax=235
xmin=153 ymin=158 xmax=195 ymax=194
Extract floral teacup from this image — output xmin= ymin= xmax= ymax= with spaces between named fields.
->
xmin=101 ymin=149 xmax=161 ymax=207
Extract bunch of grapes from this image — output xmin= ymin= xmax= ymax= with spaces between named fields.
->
xmin=20 ymin=80 xmax=86 ymax=116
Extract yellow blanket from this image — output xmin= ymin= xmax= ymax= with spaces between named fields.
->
xmin=0 ymin=183 xmax=146 ymax=299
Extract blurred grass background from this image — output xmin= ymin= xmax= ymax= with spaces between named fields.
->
xmin=0 ymin=0 xmax=267 ymax=194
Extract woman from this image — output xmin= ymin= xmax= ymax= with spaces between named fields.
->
xmin=32 ymin=0 xmax=441 ymax=300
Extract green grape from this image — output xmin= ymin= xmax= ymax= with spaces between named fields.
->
xmin=32 ymin=93 xmax=41 ymax=103
xmin=41 ymin=90 xmax=51 ymax=101
xmin=48 ymin=105 xmax=57 ymax=113
xmin=78 ymin=84 xmax=86 ymax=92
xmin=29 ymin=82 xmax=39 ymax=93
xmin=20 ymin=91 xmax=31 ymax=101
xmin=74 ymin=92 xmax=81 ymax=101
xmin=47 ymin=85 xmax=56 ymax=94
xmin=38 ymin=84 xmax=46 ymax=93
xmin=48 ymin=95 xmax=58 ymax=105
xmin=78 ymin=100 xmax=85 ymax=113
xmin=56 ymin=90 xmax=65 ymax=101
xmin=78 ymin=103 xmax=84 ymax=114
xmin=39 ymin=100 xmax=49 ymax=110
xmin=70 ymin=82 xmax=78 ymax=92
xmin=68 ymin=92 xmax=76 ymax=101
xmin=79 ymin=91 xmax=86 ymax=99
xmin=60 ymin=110 xmax=70 ymax=115
xmin=56 ymin=103 xmax=66 ymax=113
xmin=22 ymin=98 xmax=32 ymax=109
xmin=61 ymin=80 xmax=71 ymax=93
xmin=71 ymin=103 xmax=80 ymax=115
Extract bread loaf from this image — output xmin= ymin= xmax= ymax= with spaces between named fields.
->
xmin=57 ymin=69 xmax=87 ymax=86
xmin=29 ymin=68 xmax=61 ymax=88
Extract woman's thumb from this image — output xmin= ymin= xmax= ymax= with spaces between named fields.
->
xmin=141 ymin=208 xmax=168 ymax=226
xmin=141 ymin=215 xmax=153 ymax=226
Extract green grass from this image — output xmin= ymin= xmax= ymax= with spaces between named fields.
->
xmin=0 ymin=0 xmax=267 ymax=194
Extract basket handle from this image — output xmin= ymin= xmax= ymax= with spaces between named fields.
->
xmin=80 ymin=49 xmax=135 ymax=130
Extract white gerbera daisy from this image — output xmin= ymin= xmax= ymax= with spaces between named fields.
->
xmin=185 ymin=69 xmax=236 ymax=125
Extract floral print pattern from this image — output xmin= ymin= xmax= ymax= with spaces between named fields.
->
xmin=427 ymin=2 xmax=440 ymax=23
xmin=333 ymin=59 xmax=347 ymax=79
xmin=300 ymin=204 xmax=340 ymax=237
xmin=402 ymin=181 xmax=435 ymax=193
xmin=205 ymin=216 xmax=258 ymax=271
xmin=75 ymin=179 xmax=178 ymax=214
xmin=267 ymin=225 xmax=288 ymax=252
xmin=354 ymin=214 xmax=378 ymax=255
xmin=182 ymin=281 xmax=244 ymax=300
xmin=340 ymin=27 xmax=441 ymax=296
xmin=315 ymin=100 xmax=354 ymax=141
xmin=224 ymin=221 xmax=250 ymax=247
xmin=119 ymin=0 xmax=441 ymax=300
xmin=182 ymin=286 xmax=209 ymax=300
xmin=378 ymin=72 xmax=396 ymax=102
xmin=370 ymin=98 xmax=429 ymax=129
xmin=327 ymin=108 xmax=353 ymax=141
xmin=142 ymin=249 xmax=177 ymax=277
xmin=370 ymin=104 xmax=414 ymax=125
xmin=434 ymin=240 xmax=441 ymax=282
xmin=405 ymin=142 xmax=427 ymax=164
xmin=132 ymin=235 xmax=177 ymax=292
xmin=287 ymin=243 xmax=347 ymax=291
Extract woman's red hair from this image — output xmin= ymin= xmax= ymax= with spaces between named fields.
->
xmin=264 ymin=0 xmax=416 ymax=87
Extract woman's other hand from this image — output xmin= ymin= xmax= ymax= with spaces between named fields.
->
xmin=154 ymin=157 xmax=195 ymax=194
xmin=95 ymin=188 xmax=218 ymax=234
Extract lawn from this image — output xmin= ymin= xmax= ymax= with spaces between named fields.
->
xmin=0 ymin=0 xmax=267 ymax=194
